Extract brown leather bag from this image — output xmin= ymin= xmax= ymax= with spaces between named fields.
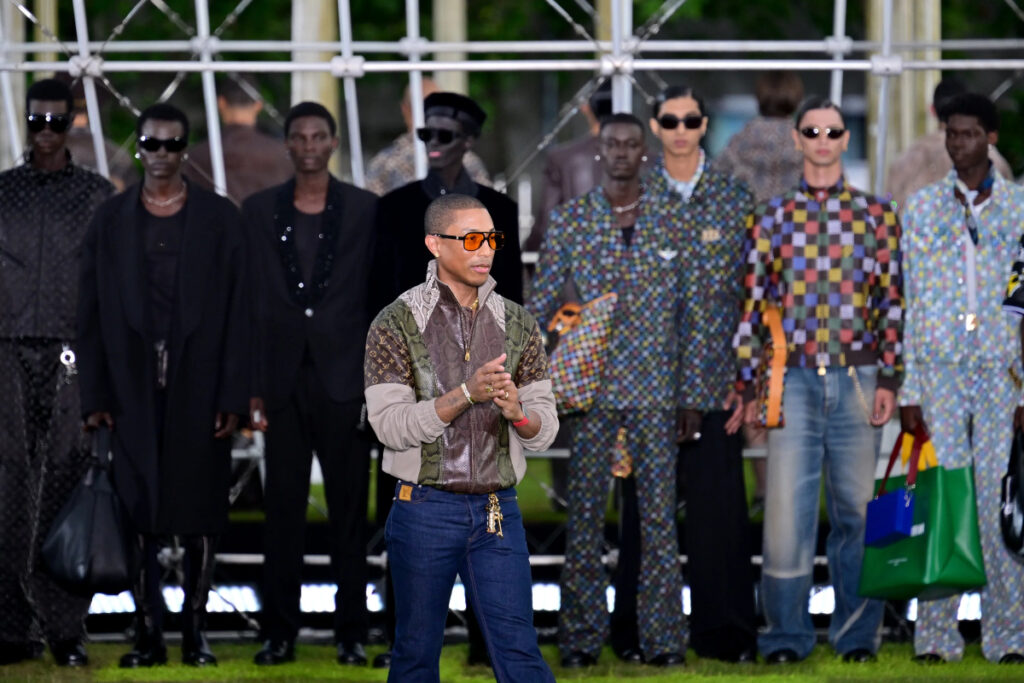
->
xmin=755 ymin=305 xmax=787 ymax=428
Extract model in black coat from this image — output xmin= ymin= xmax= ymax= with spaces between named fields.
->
xmin=77 ymin=183 xmax=248 ymax=536
xmin=76 ymin=106 xmax=247 ymax=669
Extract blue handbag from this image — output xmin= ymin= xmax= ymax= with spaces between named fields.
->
xmin=864 ymin=428 xmax=925 ymax=548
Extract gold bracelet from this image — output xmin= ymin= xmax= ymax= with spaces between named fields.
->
xmin=461 ymin=382 xmax=474 ymax=405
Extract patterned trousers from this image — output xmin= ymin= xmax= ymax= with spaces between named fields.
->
xmin=0 ymin=339 xmax=91 ymax=645
xmin=913 ymin=361 xmax=1024 ymax=661
xmin=558 ymin=408 xmax=685 ymax=659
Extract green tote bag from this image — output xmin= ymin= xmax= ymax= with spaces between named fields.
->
xmin=858 ymin=428 xmax=987 ymax=601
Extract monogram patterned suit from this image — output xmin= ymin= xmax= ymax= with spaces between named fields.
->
xmin=530 ymin=185 xmax=687 ymax=660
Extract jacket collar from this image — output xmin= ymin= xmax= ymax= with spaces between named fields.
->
xmin=424 ymin=259 xmax=496 ymax=309
xmin=644 ymin=152 xmax=708 ymax=203
xmin=798 ymin=174 xmax=849 ymax=201
xmin=949 ymin=163 xmax=1000 ymax=206
xmin=19 ymin=149 xmax=75 ymax=182
xmin=272 ymin=175 xmax=344 ymax=307
xmin=421 ymin=167 xmax=478 ymax=200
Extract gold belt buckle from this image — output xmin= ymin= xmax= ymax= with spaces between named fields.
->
xmin=965 ymin=313 xmax=978 ymax=332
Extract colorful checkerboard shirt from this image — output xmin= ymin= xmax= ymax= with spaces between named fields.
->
xmin=528 ymin=186 xmax=687 ymax=411
xmin=733 ymin=175 xmax=904 ymax=396
xmin=644 ymin=158 xmax=754 ymax=411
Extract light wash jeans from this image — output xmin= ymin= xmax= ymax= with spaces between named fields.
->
xmin=758 ymin=366 xmax=884 ymax=659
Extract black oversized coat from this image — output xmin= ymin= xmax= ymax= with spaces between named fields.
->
xmin=76 ymin=182 xmax=249 ymax=535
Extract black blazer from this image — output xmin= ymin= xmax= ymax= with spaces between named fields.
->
xmin=244 ymin=176 xmax=378 ymax=406
xmin=77 ymin=182 xmax=248 ymax=534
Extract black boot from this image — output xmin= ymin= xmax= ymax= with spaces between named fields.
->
xmin=120 ymin=537 xmax=167 ymax=668
xmin=181 ymin=536 xmax=218 ymax=667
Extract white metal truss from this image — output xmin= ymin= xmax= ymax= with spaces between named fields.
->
xmin=0 ymin=0 xmax=1022 ymax=196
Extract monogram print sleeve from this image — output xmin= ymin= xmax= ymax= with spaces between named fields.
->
xmin=514 ymin=322 xmax=549 ymax=387
xmin=527 ymin=204 xmax=574 ymax=328
xmin=898 ymin=200 xmax=924 ymax=406
xmin=364 ymin=310 xmax=415 ymax=389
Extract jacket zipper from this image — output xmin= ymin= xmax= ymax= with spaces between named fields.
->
xmin=461 ymin=300 xmax=478 ymax=487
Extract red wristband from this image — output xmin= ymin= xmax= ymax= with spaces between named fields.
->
xmin=512 ymin=415 xmax=530 ymax=428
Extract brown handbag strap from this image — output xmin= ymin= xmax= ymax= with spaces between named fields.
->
xmin=878 ymin=425 xmax=926 ymax=496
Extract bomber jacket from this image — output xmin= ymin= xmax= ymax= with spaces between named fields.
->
xmin=733 ymin=175 xmax=904 ymax=397
xmin=364 ymin=262 xmax=557 ymax=494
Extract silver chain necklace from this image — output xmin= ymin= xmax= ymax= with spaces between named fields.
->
xmin=611 ymin=195 xmax=643 ymax=214
xmin=142 ymin=183 xmax=187 ymax=208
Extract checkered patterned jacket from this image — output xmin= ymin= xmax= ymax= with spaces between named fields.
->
xmin=733 ymin=176 xmax=904 ymax=396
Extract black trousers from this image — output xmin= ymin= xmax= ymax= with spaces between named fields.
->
xmin=613 ymin=410 xmax=756 ymax=659
xmin=261 ymin=360 xmax=370 ymax=643
xmin=0 ymin=339 xmax=91 ymax=646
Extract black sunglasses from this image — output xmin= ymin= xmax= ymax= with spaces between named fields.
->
xmin=26 ymin=113 xmax=70 ymax=134
xmin=416 ymin=127 xmax=462 ymax=145
xmin=430 ymin=231 xmax=505 ymax=252
xmin=138 ymin=135 xmax=188 ymax=153
xmin=800 ymin=126 xmax=846 ymax=140
xmin=657 ymin=114 xmax=704 ymax=130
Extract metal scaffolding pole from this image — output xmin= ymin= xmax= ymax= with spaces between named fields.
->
xmin=872 ymin=0 xmax=893 ymax=197
xmin=337 ymin=0 xmax=365 ymax=187
xmin=830 ymin=0 xmax=847 ymax=104
xmin=610 ymin=0 xmax=632 ymax=113
xmin=0 ymin=7 xmax=22 ymax=165
xmin=70 ymin=0 xmax=109 ymax=179
xmin=195 ymin=0 xmax=227 ymax=196
xmin=405 ymin=0 xmax=426 ymax=179
xmin=8 ymin=57 xmax=1024 ymax=75
xmin=5 ymin=37 xmax=1024 ymax=57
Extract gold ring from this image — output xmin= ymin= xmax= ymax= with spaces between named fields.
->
xmin=486 ymin=385 xmax=493 ymax=393
xmin=504 ymin=391 xmax=509 ymax=400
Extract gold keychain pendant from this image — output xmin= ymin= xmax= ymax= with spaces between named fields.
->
xmin=485 ymin=493 xmax=504 ymax=537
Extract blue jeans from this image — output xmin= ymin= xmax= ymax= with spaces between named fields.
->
xmin=385 ymin=482 xmax=554 ymax=683
xmin=759 ymin=366 xmax=884 ymax=659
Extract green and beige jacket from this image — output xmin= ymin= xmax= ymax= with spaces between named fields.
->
xmin=364 ymin=262 xmax=557 ymax=493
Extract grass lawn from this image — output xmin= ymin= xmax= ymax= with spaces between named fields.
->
xmin=5 ymin=643 xmax=1023 ymax=682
